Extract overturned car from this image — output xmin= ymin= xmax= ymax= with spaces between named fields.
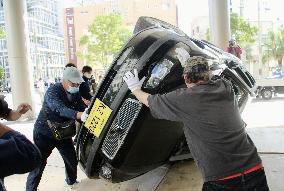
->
xmin=76 ymin=17 xmax=256 ymax=183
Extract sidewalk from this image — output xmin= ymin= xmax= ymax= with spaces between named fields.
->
xmin=4 ymin=121 xmax=284 ymax=191
xmin=3 ymin=96 xmax=284 ymax=190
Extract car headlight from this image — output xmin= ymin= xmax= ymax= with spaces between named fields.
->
xmin=146 ymin=59 xmax=174 ymax=88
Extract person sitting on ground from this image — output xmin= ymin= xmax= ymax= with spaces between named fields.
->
xmin=0 ymin=99 xmax=41 ymax=191
xmin=123 ymin=55 xmax=269 ymax=191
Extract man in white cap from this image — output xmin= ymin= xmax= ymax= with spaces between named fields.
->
xmin=26 ymin=67 xmax=89 ymax=191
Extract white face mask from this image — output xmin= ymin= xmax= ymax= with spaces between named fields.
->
xmin=84 ymin=73 xmax=92 ymax=79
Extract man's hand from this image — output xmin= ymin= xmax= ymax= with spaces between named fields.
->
xmin=80 ymin=109 xmax=89 ymax=122
xmin=123 ymin=69 xmax=146 ymax=92
xmin=17 ymin=103 xmax=32 ymax=115
xmin=8 ymin=103 xmax=32 ymax=121
xmin=82 ymin=98 xmax=91 ymax=106
xmin=123 ymin=69 xmax=150 ymax=106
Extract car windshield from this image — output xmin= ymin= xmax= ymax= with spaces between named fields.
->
xmin=102 ymin=48 xmax=138 ymax=106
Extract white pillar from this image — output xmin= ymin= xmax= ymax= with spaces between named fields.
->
xmin=208 ymin=0 xmax=230 ymax=50
xmin=3 ymin=0 xmax=35 ymax=119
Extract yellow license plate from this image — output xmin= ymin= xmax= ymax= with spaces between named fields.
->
xmin=85 ymin=98 xmax=112 ymax=138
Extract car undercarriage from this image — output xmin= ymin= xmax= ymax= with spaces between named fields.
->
xmin=76 ymin=17 xmax=256 ymax=183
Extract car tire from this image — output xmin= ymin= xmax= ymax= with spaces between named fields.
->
xmin=261 ymin=89 xmax=273 ymax=100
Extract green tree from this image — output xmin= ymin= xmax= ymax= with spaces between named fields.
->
xmin=78 ymin=13 xmax=132 ymax=69
xmin=262 ymin=28 xmax=284 ymax=68
xmin=206 ymin=14 xmax=258 ymax=47
xmin=230 ymin=13 xmax=258 ymax=62
xmin=230 ymin=13 xmax=258 ymax=48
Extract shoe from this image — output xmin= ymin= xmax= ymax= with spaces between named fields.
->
xmin=65 ymin=180 xmax=80 ymax=190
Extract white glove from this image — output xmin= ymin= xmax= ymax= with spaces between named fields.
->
xmin=81 ymin=108 xmax=89 ymax=122
xmin=123 ymin=69 xmax=146 ymax=92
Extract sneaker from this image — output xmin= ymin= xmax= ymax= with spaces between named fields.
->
xmin=65 ymin=180 xmax=80 ymax=190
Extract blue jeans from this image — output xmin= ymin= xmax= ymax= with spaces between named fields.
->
xmin=202 ymin=169 xmax=270 ymax=191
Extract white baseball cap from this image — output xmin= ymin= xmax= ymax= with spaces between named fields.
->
xmin=62 ymin=66 xmax=84 ymax=84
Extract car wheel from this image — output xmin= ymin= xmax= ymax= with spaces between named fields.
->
xmin=261 ymin=89 xmax=273 ymax=100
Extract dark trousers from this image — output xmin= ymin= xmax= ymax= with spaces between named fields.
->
xmin=0 ymin=179 xmax=6 ymax=191
xmin=202 ymin=169 xmax=270 ymax=191
xmin=26 ymin=131 xmax=78 ymax=191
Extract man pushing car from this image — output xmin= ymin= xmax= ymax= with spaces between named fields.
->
xmin=123 ymin=56 xmax=270 ymax=191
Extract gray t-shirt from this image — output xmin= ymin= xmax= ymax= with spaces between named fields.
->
xmin=148 ymin=79 xmax=261 ymax=182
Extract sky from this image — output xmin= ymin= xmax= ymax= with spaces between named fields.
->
xmin=61 ymin=0 xmax=284 ymax=29
xmin=62 ymin=0 xmax=103 ymax=7
xmin=61 ymin=0 xmax=284 ymax=20
xmin=176 ymin=0 xmax=284 ymax=21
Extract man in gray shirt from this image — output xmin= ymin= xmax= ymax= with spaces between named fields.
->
xmin=123 ymin=56 xmax=269 ymax=191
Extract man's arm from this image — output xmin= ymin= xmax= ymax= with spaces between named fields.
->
xmin=45 ymin=87 xmax=83 ymax=120
xmin=0 ymin=98 xmax=31 ymax=121
xmin=123 ymin=69 xmax=184 ymax=122
xmin=45 ymin=87 xmax=87 ymax=122
xmin=0 ymin=123 xmax=41 ymax=178
xmin=7 ymin=103 xmax=32 ymax=121
xmin=132 ymin=89 xmax=150 ymax=107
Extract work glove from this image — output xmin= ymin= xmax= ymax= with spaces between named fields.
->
xmin=81 ymin=108 xmax=89 ymax=123
xmin=123 ymin=69 xmax=146 ymax=92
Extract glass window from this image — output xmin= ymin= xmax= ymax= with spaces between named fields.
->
xmin=102 ymin=47 xmax=137 ymax=106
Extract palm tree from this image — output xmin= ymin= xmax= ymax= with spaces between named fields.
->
xmin=262 ymin=28 xmax=284 ymax=68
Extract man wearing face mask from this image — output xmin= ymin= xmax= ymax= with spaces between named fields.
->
xmin=26 ymin=67 xmax=88 ymax=191
xmin=79 ymin=66 xmax=93 ymax=106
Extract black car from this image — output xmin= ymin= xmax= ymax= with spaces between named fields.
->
xmin=76 ymin=17 xmax=256 ymax=183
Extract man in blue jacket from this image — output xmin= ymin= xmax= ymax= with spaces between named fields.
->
xmin=0 ymin=99 xmax=41 ymax=191
xmin=26 ymin=67 xmax=88 ymax=191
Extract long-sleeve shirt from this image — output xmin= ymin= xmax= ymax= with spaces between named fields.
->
xmin=79 ymin=76 xmax=92 ymax=101
xmin=0 ymin=98 xmax=11 ymax=119
xmin=148 ymin=79 xmax=261 ymax=182
xmin=0 ymin=99 xmax=41 ymax=184
xmin=34 ymin=82 xmax=86 ymax=137
xmin=0 ymin=131 xmax=41 ymax=178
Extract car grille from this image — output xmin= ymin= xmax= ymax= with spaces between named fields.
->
xmin=102 ymin=98 xmax=142 ymax=160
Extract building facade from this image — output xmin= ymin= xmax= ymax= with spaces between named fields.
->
xmin=63 ymin=0 xmax=177 ymax=72
xmin=0 ymin=0 xmax=65 ymax=85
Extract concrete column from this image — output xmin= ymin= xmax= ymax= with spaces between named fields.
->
xmin=3 ymin=0 xmax=35 ymax=119
xmin=208 ymin=0 xmax=230 ymax=50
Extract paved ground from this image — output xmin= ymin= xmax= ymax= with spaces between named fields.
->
xmin=2 ymin=94 xmax=284 ymax=191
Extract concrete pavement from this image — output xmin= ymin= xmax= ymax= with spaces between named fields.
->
xmin=4 ymin=122 xmax=284 ymax=191
xmin=2 ymin=96 xmax=284 ymax=190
